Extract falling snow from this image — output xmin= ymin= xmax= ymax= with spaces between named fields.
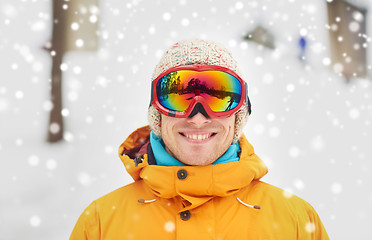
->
xmin=49 ymin=123 xmax=60 ymax=134
xmin=60 ymin=63 xmax=68 ymax=71
xmin=331 ymin=182 xmax=343 ymax=194
xmin=45 ymin=158 xmax=57 ymax=170
xmin=30 ymin=215 xmax=41 ymax=227
xmin=28 ymin=155 xmax=40 ymax=167
xmin=164 ymin=221 xmax=175 ymax=232
xmin=71 ymin=22 xmax=79 ymax=31
xmin=293 ymin=179 xmax=305 ymax=190
xmin=181 ymin=18 xmax=190 ymax=26
xmin=305 ymin=222 xmax=316 ymax=233
xmin=77 ymin=172 xmax=94 ymax=186
xmin=75 ymin=39 xmax=84 ymax=48
xmin=1 ymin=0 xmax=372 ymax=239
xmin=288 ymin=146 xmax=300 ymax=158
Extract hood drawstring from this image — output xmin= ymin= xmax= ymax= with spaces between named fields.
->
xmin=137 ymin=198 xmax=157 ymax=204
xmin=138 ymin=197 xmax=259 ymax=209
xmin=138 ymin=197 xmax=260 ymax=210
xmin=236 ymin=197 xmax=261 ymax=210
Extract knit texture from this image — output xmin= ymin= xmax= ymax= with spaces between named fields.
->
xmin=148 ymin=39 xmax=250 ymax=143
xmin=151 ymin=40 xmax=242 ymax=81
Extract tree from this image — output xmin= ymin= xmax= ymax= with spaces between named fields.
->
xmin=46 ymin=0 xmax=99 ymax=142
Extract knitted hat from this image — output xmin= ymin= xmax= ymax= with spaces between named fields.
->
xmin=148 ymin=39 xmax=250 ymax=143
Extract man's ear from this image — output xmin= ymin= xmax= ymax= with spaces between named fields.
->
xmin=148 ymin=105 xmax=162 ymax=137
xmin=232 ymin=106 xmax=249 ymax=143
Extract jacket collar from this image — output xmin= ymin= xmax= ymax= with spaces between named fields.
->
xmin=119 ymin=126 xmax=268 ymax=211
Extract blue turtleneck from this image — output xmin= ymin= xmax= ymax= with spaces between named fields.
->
xmin=150 ymin=131 xmax=240 ymax=166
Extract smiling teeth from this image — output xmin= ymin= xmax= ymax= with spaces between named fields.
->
xmin=185 ymin=134 xmax=211 ymax=140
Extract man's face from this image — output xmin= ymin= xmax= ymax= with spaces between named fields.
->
xmin=161 ymin=113 xmax=235 ymax=166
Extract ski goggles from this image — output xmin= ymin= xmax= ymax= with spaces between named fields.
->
xmin=150 ymin=65 xmax=250 ymax=118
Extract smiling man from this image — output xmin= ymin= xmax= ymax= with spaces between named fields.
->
xmin=70 ymin=39 xmax=329 ymax=240
xmin=160 ymin=113 xmax=235 ymax=166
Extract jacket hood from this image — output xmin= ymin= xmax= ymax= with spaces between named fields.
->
xmin=119 ymin=125 xmax=268 ymax=211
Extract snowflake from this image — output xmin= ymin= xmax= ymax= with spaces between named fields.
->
xmin=30 ymin=215 xmax=41 ymax=227
xmin=289 ymin=146 xmax=300 ymax=158
xmin=235 ymin=2 xmax=244 ymax=10
xmin=349 ymin=108 xmax=360 ymax=119
xmin=75 ymin=39 xmax=84 ymax=48
xmin=164 ymin=221 xmax=175 ymax=232
xmin=181 ymin=18 xmax=190 ymax=26
xmin=28 ymin=155 xmax=40 ymax=167
xmin=49 ymin=123 xmax=61 ymax=134
xmin=331 ymin=182 xmax=342 ymax=194
xmin=305 ymin=222 xmax=316 ymax=233
xmin=310 ymin=135 xmax=325 ymax=151
xmin=78 ymin=172 xmax=94 ymax=186
xmin=46 ymin=158 xmax=57 ymax=170
xmin=293 ymin=179 xmax=305 ymax=190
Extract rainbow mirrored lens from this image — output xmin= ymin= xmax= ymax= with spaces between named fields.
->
xmin=156 ymin=70 xmax=242 ymax=112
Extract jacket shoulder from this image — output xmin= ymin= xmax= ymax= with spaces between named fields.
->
xmin=240 ymin=180 xmax=329 ymax=239
xmin=70 ymin=180 xmax=151 ymax=240
xmin=94 ymin=180 xmax=151 ymax=207
xmin=246 ymin=180 xmax=315 ymax=213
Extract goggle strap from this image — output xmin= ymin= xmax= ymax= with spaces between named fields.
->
xmin=244 ymin=82 xmax=252 ymax=115
xmin=149 ymin=84 xmax=154 ymax=107
xmin=168 ymin=110 xmax=176 ymax=117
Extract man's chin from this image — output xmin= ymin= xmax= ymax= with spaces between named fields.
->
xmin=178 ymin=153 xmax=214 ymax=166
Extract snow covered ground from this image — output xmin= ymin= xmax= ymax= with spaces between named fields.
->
xmin=1 ymin=0 xmax=371 ymax=239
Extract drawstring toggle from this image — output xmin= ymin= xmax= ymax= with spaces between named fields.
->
xmin=236 ymin=197 xmax=261 ymax=209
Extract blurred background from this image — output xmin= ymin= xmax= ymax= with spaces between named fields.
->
xmin=1 ymin=0 xmax=371 ymax=239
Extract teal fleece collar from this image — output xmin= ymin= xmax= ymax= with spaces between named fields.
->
xmin=150 ymin=131 xmax=240 ymax=166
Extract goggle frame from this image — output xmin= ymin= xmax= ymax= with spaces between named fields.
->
xmin=150 ymin=64 xmax=249 ymax=118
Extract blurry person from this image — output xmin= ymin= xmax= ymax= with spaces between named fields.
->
xmin=70 ymin=39 xmax=329 ymax=239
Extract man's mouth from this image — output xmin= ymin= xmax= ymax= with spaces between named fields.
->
xmin=179 ymin=132 xmax=217 ymax=141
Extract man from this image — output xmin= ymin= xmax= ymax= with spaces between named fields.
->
xmin=70 ymin=39 xmax=329 ymax=239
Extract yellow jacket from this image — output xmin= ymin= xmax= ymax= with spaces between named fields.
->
xmin=70 ymin=126 xmax=329 ymax=240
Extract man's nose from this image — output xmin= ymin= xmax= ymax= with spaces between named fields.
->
xmin=186 ymin=112 xmax=212 ymax=126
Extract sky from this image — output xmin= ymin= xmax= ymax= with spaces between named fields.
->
xmin=1 ymin=0 xmax=372 ymax=239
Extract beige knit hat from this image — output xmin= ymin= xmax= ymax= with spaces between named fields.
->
xmin=148 ymin=39 xmax=250 ymax=143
